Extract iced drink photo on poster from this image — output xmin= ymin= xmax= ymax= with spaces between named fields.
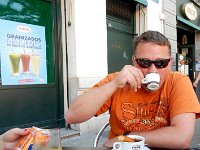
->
xmin=9 ymin=53 xmax=21 ymax=76
xmin=21 ymin=53 xmax=30 ymax=74
xmin=31 ymin=54 xmax=40 ymax=75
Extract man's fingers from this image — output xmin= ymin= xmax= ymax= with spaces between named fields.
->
xmin=126 ymin=72 xmax=136 ymax=89
xmin=103 ymin=137 xmax=118 ymax=147
xmin=126 ymin=66 xmax=144 ymax=91
xmin=115 ymin=65 xmax=144 ymax=91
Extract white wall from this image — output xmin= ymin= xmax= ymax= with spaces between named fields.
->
xmin=66 ymin=0 xmax=108 ymax=78
xmin=75 ymin=0 xmax=108 ymax=78
xmin=66 ymin=0 xmax=108 ymax=99
xmin=65 ymin=0 xmax=109 ymax=132
xmin=146 ymin=0 xmax=163 ymax=32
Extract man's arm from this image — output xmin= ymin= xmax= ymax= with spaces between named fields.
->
xmin=136 ymin=113 xmax=195 ymax=149
xmin=104 ymin=113 xmax=195 ymax=149
xmin=65 ymin=65 xmax=144 ymax=124
xmin=65 ymin=80 xmax=117 ymax=124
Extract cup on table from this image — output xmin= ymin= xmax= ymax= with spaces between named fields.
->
xmin=33 ymin=128 xmax=62 ymax=150
xmin=48 ymin=128 xmax=62 ymax=150
xmin=113 ymin=135 xmax=145 ymax=150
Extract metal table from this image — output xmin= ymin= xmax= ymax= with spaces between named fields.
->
xmin=62 ymin=147 xmax=200 ymax=150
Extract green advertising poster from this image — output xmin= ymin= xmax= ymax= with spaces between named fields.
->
xmin=0 ymin=19 xmax=47 ymax=85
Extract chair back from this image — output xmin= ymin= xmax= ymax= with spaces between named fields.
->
xmin=93 ymin=122 xmax=110 ymax=147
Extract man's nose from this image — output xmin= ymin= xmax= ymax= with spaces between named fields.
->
xmin=148 ymin=63 xmax=157 ymax=72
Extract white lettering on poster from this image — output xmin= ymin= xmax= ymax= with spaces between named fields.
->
xmin=7 ymin=34 xmax=41 ymax=49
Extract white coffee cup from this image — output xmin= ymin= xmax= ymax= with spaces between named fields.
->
xmin=142 ymin=73 xmax=160 ymax=91
xmin=113 ymin=135 xmax=145 ymax=150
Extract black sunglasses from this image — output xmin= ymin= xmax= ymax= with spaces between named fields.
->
xmin=135 ymin=58 xmax=170 ymax=69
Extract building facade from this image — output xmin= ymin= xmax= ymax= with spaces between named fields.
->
xmin=176 ymin=0 xmax=200 ymax=100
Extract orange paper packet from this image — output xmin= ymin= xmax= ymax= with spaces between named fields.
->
xmin=15 ymin=126 xmax=50 ymax=150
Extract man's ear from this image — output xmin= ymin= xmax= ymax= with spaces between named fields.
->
xmin=132 ymin=55 xmax=135 ymax=65
xmin=169 ymin=57 xmax=173 ymax=70
xmin=170 ymin=57 xmax=173 ymax=64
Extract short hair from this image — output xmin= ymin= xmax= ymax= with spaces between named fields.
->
xmin=132 ymin=30 xmax=171 ymax=55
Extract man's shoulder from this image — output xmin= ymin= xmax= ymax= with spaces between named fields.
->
xmin=165 ymin=71 xmax=192 ymax=87
xmin=93 ymin=72 xmax=118 ymax=86
xmin=168 ymin=71 xmax=189 ymax=79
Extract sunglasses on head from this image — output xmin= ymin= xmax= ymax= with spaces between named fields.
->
xmin=135 ymin=58 xmax=170 ymax=69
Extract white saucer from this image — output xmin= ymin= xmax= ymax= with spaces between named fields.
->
xmin=144 ymin=146 xmax=151 ymax=150
xmin=112 ymin=146 xmax=150 ymax=150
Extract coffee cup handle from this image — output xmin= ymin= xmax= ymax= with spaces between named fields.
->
xmin=113 ymin=142 xmax=122 ymax=150
xmin=142 ymin=78 xmax=147 ymax=84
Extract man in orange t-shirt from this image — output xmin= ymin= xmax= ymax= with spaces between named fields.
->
xmin=66 ymin=30 xmax=200 ymax=149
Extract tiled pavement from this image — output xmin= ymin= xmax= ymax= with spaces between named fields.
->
xmin=61 ymin=125 xmax=109 ymax=147
xmin=60 ymin=119 xmax=200 ymax=148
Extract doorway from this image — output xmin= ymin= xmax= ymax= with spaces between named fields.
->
xmin=177 ymin=28 xmax=195 ymax=81
xmin=106 ymin=0 xmax=136 ymax=73
xmin=177 ymin=45 xmax=195 ymax=81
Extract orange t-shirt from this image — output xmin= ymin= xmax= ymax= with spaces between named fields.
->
xmin=94 ymin=71 xmax=200 ymax=139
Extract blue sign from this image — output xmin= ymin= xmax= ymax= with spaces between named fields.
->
xmin=152 ymin=0 xmax=159 ymax=4
xmin=0 ymin=19 xmax=47 ymax=85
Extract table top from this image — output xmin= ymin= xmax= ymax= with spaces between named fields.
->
xmin=62 ymin=148 xmax=110 ymax=150
xmin=62 ymin=147 xmax=200 ymax=150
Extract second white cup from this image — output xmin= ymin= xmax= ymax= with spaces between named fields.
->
xmin=113 ymin=135 xmax=145 ymax=150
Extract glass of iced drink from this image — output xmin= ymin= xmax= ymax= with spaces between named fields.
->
xmin=31 ymin=54 xmax=40 ymax=75
xmin=9 ymin=53 xmax=21 ymax=76
xmin=21 ymin=53 xmax=30 ymax=74
xmin=47 ymin=128 xmax=62 ymax=150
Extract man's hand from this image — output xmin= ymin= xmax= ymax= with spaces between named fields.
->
xmin=103 ymin=136 xmax=119 ymax=147
xmin=113 ymin=65 xmax=144 ymax=91
xmin=0 ymin=128 xmax=30 ymax=150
